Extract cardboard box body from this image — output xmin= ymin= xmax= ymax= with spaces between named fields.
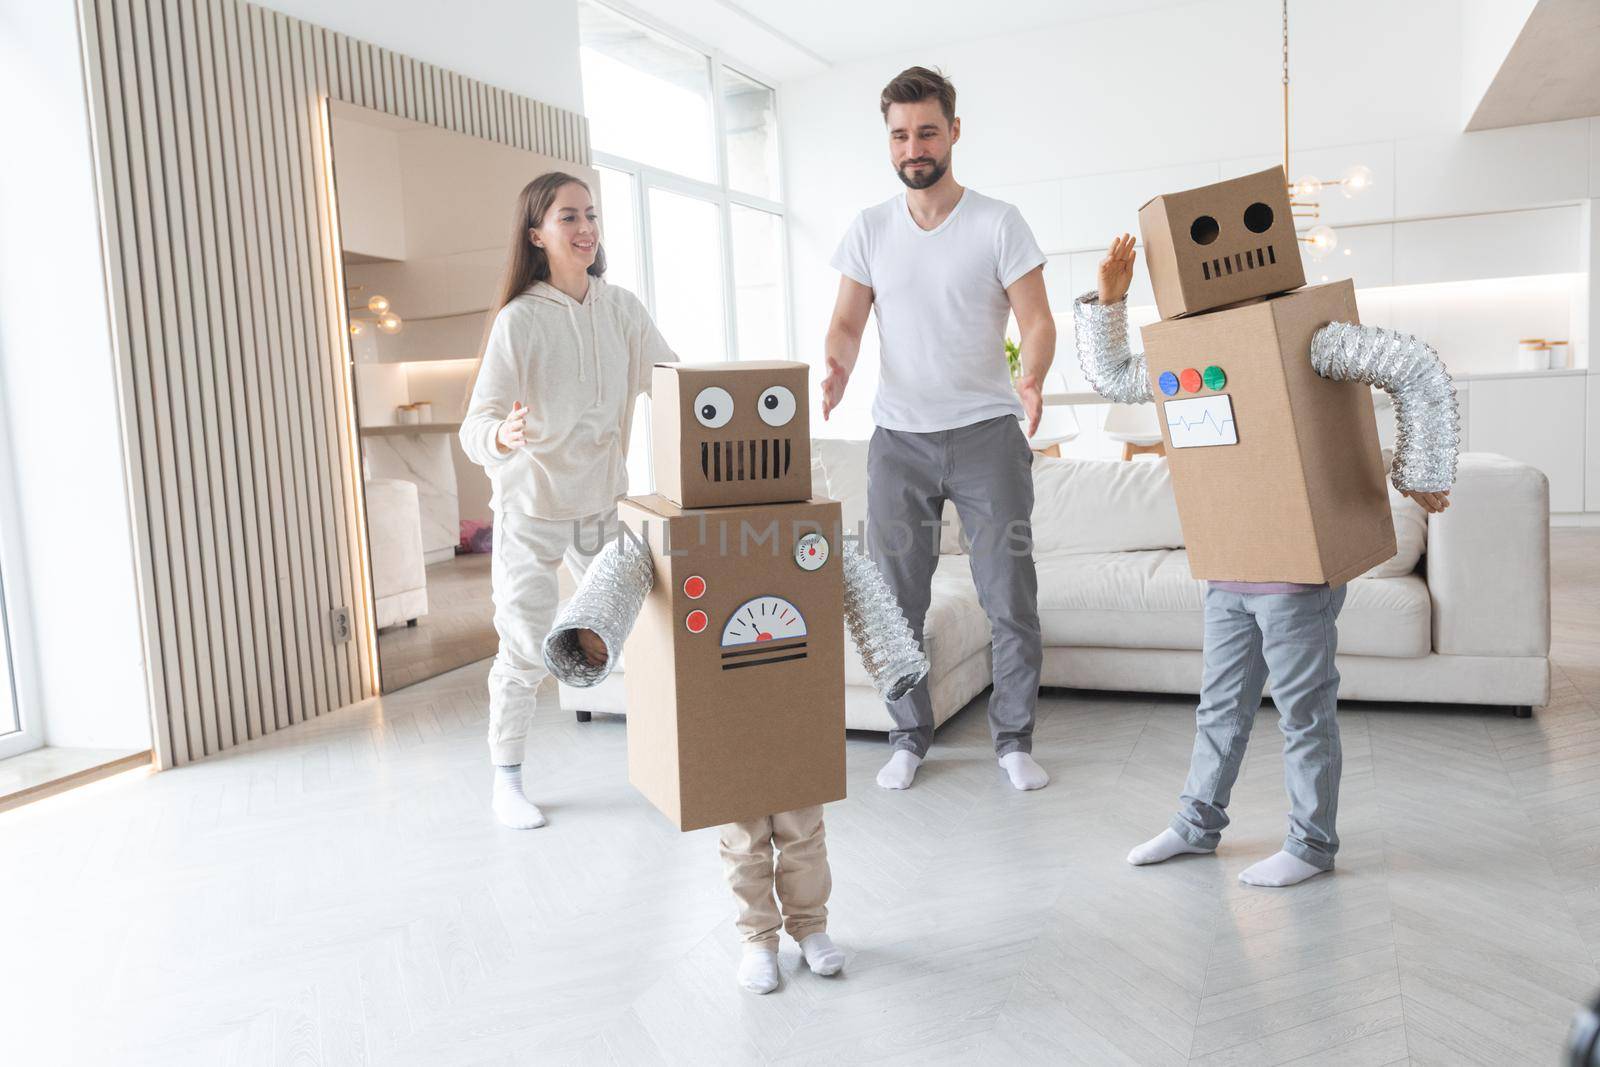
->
xmin=1139 ymin=281 xmax=1395 ymax=586
xmin=1138 ymin=167 xmax=1305 ymax=320
xmin=652 ymin=361 xmax=812 ymax=509
xmin=618 ymin=494 xmax=846 ymax=831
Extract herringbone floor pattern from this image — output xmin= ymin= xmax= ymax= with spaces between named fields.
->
xmin=2 ymin=531 xmax=1596 ymax=1065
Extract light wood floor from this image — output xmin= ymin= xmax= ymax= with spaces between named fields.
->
xmin=2 ymin=531 xmax=1596 ymax=1065
xmin=376 ymin=553 xmax=498 ymax=693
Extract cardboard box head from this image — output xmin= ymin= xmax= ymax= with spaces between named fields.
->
xmin=1138 ymin=167 xmax=1305 ymax=320
xmin=618 ymin=494 xmax=847 ymax=831
xmin=652 ymin=361 xmax=813 ymax=509
xmin=1138 ymin=281 xmax=1395 ymax=586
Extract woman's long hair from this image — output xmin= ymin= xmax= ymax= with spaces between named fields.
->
xmin=465 ymin=172 xmax=607 ymax=405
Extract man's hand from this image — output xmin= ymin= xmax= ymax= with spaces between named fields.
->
xmin=1016 ymin=373 xmax=1043 ymax=437
xmin=576 ymin=628 xmax=608 ymax=668
xmin=1403 ymin=489 xmax=1450 ymax=514
xmin=1098 ymin=233 xmax=1137 ymax=305
xmin=495 ymin=401 xmax=527 ymax=454
xmin=820 ymin=354 xmax=849 ymax=421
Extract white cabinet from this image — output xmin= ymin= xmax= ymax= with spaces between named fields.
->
xmin=1588 ymin=373 xmax=1600 ymax=512
xmin=1393 ymin=206 xmax=1582 ymax=286
xmin=1467 ymin=372 xmax=1588 ymax=511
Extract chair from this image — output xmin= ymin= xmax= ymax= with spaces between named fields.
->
xmin=1103 ymin=402 xmax=1165 ymax=460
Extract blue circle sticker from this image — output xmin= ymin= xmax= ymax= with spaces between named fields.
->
xmin=1157 ymin=371 xmax=1180 ymax=396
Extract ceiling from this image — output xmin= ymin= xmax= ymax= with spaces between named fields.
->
xmin=614 ymin=0 xmax=1204 ymax=82
xmin=1466 ymin=0 xmax=1600 ymax=131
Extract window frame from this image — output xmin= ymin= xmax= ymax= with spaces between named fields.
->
xmin=0 ymin=426 xmax=39 ymax=760
xmin=582 ymin=1 xmax=793 ymax=367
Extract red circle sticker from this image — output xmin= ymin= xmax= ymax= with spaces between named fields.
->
xmin=1178 ymin=368 xmax=1203 ymax=393
xmin=683 ymin=575 xmax=706 ymax=599
xmin=685 ymin=610 xmax=708 ymax=634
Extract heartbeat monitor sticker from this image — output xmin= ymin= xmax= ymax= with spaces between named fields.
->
xmin=1164 ymin=394 xmax=1238 ymax=448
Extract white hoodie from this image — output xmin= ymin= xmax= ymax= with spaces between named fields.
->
xmin=460 ymin=277 xmax=675 ymax=520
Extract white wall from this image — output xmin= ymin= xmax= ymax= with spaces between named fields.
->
xmin=778 ymin=0 xmax=1597 ymax=446
xmin=259 ymin=0 xmax=585 ymax=115
xmin=332 ymin=119 xmax=407 ymax=260
xmin=0 ymin=0 xmax=151 ymax=750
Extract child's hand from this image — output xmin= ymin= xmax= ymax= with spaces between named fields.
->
xmin=496 ymin=401 xmax=527 ymax=454
xmin=1403 ymin=489 xmax=1450 ymax=514
xmin=576 ymin=627 xmax=608 ymax=668
xmin=1097 ymin=233 xmax=1137 ymax=305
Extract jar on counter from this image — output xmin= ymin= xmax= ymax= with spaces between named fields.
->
xmin=1517 ymin=338 xmax=1548 ymax=371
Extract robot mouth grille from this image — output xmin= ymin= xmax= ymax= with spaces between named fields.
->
xmin=1202 ymin=244 xmax=1276 ymax=281
xmin=700 ymin=437 xmax=793 ymax=483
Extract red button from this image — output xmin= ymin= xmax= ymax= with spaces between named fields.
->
xmin=1179 ymin=368 xmax=1203 ymax=393
xmin=685 ymin=610 xmax=708 ymax=634
xmin=683 ymin=575 xmax=706 ymax=599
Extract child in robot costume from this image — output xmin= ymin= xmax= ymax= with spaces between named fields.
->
xmin=543 ymin=362 xmax=929 ymax=992
xmin=1075 ymin=172 xmax=1460 ymax=888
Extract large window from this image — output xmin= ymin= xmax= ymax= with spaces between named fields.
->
xmin=580 ymin=0 xmax=788 ymax=369
xmin=0 ymin=566 xmax=15 ymax=739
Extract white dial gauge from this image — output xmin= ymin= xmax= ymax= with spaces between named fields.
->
xmin=720 ymin=595 xmax=807 ymax=647
xmin=794 ymin=532 xmax=829 ymax=571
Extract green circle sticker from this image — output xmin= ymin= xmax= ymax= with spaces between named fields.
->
xmin=1203 ymin=365 xmax=1227 ymax=390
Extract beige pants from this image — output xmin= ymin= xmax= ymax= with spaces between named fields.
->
xmin=717 ymin=805 xmax=831 ymax=950
xmin=486 ymin=507 xmax=615 ymax=765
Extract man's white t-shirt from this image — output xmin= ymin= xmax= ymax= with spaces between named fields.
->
xmin=830 ymin=188 xmax=1045 ymax=433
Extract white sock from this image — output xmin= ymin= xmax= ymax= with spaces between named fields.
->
xmin=799 ymin=932 xmax=845 ymax=976
xmin=1239 ymin=850 xmax=1326 ymax=887
xmin=998 ymin=751 xmax=1049 ymax=791
xmin=1127 ymin=828 xmax=1212 ymax=866
xmin=737 ymin=948 xmax=779 ymax=994
xmin=876 ymin=749 xmax=922 ymax=790
xmin=491 ymin=765 xmax=546 ymax=829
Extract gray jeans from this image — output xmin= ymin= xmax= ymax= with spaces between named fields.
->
xmin=866 ymin=415 xmax=1042 ymax=757
xmin=1172 ymin=584 xmax=1348 ymax=870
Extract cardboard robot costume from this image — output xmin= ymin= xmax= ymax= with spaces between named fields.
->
xmin=1073 ymin=167 xmax=1459 ymax=584
xmin=543 ymin=361 xmax=928 ymax=831
xmin=1075 ymin=168 xmax=1461 ymax=885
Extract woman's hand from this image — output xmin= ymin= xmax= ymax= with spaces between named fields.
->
xmin=1403 ymin=489 xmax=1450 ymax=514
xmin=576 ymin=628 xmax=608 ymax=668
xmin=495 ymin=401 xmax=527 ymax=454
xmin=1098 ymin=233 xmax=1137 ymax=305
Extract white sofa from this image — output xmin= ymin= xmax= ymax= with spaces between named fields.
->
xmin=562 ymin=445 xmax=1551 ymax=728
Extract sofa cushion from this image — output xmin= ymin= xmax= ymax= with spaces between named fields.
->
xmin=842 ymin=554 xmax=990 ymax=689
xmin=1361 ymin=485 xmax=1427 ymax=579
xmin=1031 ymin=456 xmax=1185 ymax=556
xmin=1035 ymin=549 xmax=1432 ymax=659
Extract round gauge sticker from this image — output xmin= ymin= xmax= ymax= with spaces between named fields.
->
xmin=794 ymin=532 xmax=829 ymax=571
xmin=721 ymin=596 xmax=807 ymax=646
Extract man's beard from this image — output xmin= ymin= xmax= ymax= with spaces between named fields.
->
xmin=896 ymin=153 xmax=948 ymax=190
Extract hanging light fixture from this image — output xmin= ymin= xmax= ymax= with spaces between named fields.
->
xmin=1282 ymin=0 xmax=1368 ymax=259
xmin=345 ymin=285 xmax=404 ymax=335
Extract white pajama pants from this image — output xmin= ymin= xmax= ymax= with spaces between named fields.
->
xmin=486 ymin=507 xmax=616 ymax=766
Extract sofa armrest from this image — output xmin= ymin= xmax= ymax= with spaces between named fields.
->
xmin=1426 ymin=453 xmax=1549 ymax=658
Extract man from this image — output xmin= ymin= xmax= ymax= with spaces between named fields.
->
xmin=823 ymin=66 xmax=1055 ymax=792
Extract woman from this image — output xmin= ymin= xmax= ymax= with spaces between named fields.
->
xmin=460 ymin=172 xmax=674 ymax=829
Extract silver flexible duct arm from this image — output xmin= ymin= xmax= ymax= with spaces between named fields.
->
xmin=542 ymin=535 xmax=655 ymax=687
xmin=1073 ymin=290 xmax=1154 ymax=405
xmin=1310 ymin=322 xmax=1460 ymax=494
xmin=841 ymin=542 xmax=928 ymax=702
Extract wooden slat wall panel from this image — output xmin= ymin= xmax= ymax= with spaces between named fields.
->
xmin=78 ymin=0 xmax=591 ymax=767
